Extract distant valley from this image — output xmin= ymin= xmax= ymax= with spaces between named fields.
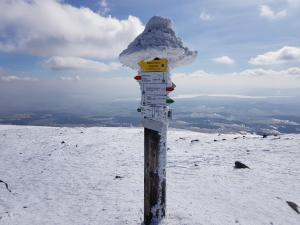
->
xmin=1 ymin=96 xmax=300 ymax=134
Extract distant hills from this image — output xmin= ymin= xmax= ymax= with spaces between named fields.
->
xmin=1 ymin=96 xmax=300 ymax=134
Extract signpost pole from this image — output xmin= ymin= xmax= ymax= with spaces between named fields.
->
xmin=144 ymin=127 xmax=166 ymax=224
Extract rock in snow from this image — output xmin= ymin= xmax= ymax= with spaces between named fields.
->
xmin=119 ymin=16 xmax=197 ymax=70
xmin=286 ymin=201 xmax=300 ymax=214
xmin=0 ymin=179 xmax=11 ymax=192
xmin=234 ymin=161 xmax=250 ymax=169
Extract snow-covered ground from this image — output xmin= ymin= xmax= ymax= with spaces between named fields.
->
xmin=0 ymin=125 xmax=299 ymax=225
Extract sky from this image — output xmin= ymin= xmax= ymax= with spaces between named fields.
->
xmin=0 ymin=0 xmax=300 ymax=113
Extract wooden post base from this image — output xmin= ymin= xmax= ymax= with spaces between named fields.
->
xmin=144 ymin=128 xmax=166 ymax=225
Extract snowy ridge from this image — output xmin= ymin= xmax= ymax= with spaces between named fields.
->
xmin=0 ymin=125 xmax=299 ymax=225
xmin=119 ymin=16 xmax=197 ymax=70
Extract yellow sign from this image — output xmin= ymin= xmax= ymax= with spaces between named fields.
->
xmin=139 ymin=59 xmax=168 ymax=72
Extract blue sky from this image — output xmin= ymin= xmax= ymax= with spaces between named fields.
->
xmin=0 ymin=0 xmax=300 ymax=112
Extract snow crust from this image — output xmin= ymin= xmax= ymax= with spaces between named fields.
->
xmin=119 ymin=16 xmax=197 ymax=70
xmin=0 ymin=125 xmax=300 ymax=225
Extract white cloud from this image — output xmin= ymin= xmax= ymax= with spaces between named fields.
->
xmin=260 ymin=4 xmax=287 ymax=20
xmin=172 ymin=67 xmax=300 ymax=96
xmin=46 ymin=56 xmax=121 ymax=72
xmin=287 ymin=0 xmax=300 ymax=7
xmin=249 ymin=46 xmax=300 ymax=65
xmin=1 ymin=68 xmax=299 ymax=110
xmin=60 ymin=75 xmax=81 ymax=81
xmin=0 ymin=76 xmax=140 ymax=112
xmin=173 ymin=93 xmax=290 ymax=100
xmin=212 ymin=56 xmax=235 ymax=65
xmin=0 ymin=68 xmax=38 ymax=82
xmin=0 ymin=0 xmax=144 ymax=59
xmin=173 ymin=67 xmax=300 ymax=79
xmin=0 ymin=75 xmax=38 ymax=82
xmin=98 ymin=0 xmax=110 ymax=15
xmin=200 ymin=10 xmax=213 ymax=21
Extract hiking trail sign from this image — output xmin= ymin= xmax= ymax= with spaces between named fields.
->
xmin=118 ymin=16 xmax=197 ymax=225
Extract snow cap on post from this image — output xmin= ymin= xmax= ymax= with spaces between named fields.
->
xmin=119 ymin=16 xmax=197 ymax=70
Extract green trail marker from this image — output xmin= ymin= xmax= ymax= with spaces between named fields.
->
xmin=166 ymin=98 xmax=175 ymax=104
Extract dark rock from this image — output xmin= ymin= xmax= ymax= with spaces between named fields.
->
xmin=61 ymin=141 xmax=65 ymax=144
xmin=194 ymin=163 xmax=198 ymax=167
xmin=80 ymin=131 xmax=84 ymax=134
xmin=262 ymin=134 xmax=268 ymax=138
xmin=234 ymin=161 xmax=250 ymax=169
xmin=272 ymin=137 xmax=281 ymax=140
xmin=222 ymin=138 xmax=226 ymax=141
xmin=286 ymin=201 xmax=300 ymax=214
xmin=213 ymin=139 xmax=218 ymax=142
xmin=115 ymin=175 xmax=124 ymax=179
xmin=190 ymin=139 xmax=199 ymax=143
xmin=0 ymin=180 xmax=11 ymax=192
xmin=176 ymin=137 xmax=185 ymax=141
xmin=233 ymin=137 xmax=239 ymax=140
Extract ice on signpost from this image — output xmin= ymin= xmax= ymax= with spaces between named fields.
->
xmin=119 ymin=16 xmax=197 ymax=70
